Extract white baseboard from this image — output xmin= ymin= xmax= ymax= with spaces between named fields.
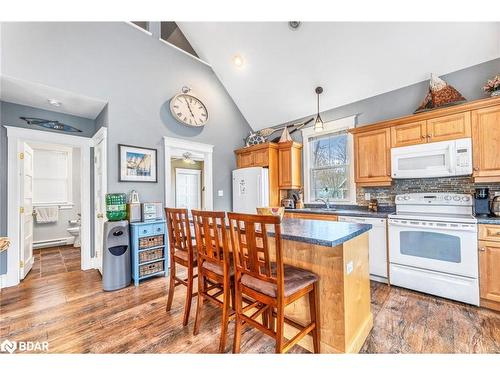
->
xmin=33 ymin=236 xmax=74 ymax=249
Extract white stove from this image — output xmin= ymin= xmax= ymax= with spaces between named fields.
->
xmin=388 ymin=193 xmax=479 ymax=305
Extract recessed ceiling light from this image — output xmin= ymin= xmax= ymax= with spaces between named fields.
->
xmin=48 ymin=99 xmax=62 ymax=107
xmin=232 ymin=55 xmax=244 ymax=68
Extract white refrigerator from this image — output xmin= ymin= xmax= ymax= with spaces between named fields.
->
xmin=232 ymin=167 xmax=269 ymax=213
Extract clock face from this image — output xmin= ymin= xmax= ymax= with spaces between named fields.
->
xmin=170 ymin=93 xmax=209 ymax=127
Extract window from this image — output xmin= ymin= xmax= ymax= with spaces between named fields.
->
xmin=33 ymin=147 xmax=73 ymax=205
xmin=302 ymin=116 xmax=356 ymax=204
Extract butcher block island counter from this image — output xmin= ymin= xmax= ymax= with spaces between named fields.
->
xmin=266 ymin=218 xmax=373 ymax=353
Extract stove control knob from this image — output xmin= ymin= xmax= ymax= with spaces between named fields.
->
xmin=462 ymin=196 xmax=470 ymax=201
xmin=444 ymin=195 xmax=451 ymax=201
xmin=404 ymin=195 xmax=410 ymax=200
xmin=453 ymin=196 xmax=460 ymax=201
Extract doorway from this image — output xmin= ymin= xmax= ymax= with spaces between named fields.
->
xmin=163 ymin=137 xmax=214 ymax=210
xmin=4 ymin=126 xmax=96 ymax=287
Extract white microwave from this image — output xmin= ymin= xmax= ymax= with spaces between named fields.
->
xmin=391 ymin=138 xmax=472 ymax=179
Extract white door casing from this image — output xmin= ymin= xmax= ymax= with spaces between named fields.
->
xmin=92 ymin=127 xmax=107 ymax=274
xmin=20 ymin=143 xmax=34 ymax=279
xmin=4 ymin=126 xmax=93 ymax=288
xmin=175 ymin=168 xmax=201 ymax=210
xmin=164 ymin=137 xmax=214 ymax=210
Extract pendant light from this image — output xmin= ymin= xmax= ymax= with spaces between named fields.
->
xmin=314 ymin=86 xmax=324 ymax=132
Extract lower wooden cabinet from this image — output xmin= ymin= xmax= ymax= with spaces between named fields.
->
xmin=478 ymin=224 xmax=500 ymax=312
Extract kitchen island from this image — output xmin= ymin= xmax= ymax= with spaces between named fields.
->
xmin=267 ymin=218 xmax=373 ymax=353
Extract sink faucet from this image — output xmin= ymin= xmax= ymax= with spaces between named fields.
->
xmin=315 ymin=198 xmax=331 ymax=209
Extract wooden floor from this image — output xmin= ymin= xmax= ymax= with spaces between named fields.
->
xmin=1 ymin=268 xmax=499 ymax=354
xmin=25 ymin=245 xmax=81 ymax=281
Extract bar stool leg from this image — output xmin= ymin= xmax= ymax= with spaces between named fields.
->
xmin=232 ymin=282 xmax=243 ymax=354
xmin=193 ymin=274 xmax=205 ymax=335
xmin=166 ymin=262 xmax=176 ymax=312
xmin=275 ymin=303 xmax=285 ymax=354
xmin=218 ymin=280 xmax=231 ymax=353
xmin=309 ymin=282 xmax=320 ymax=353
xmin=183 ymin=266 xmax=194 ymax=326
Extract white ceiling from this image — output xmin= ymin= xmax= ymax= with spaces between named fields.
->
xmin=0 ymin=75 xmax=107 ymax=119
xmin=178 ymin=22 xmax=500 ymax=130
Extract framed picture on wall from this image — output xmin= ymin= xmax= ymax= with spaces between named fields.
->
xmin=119 ymin=144 xmax=158 ymax=183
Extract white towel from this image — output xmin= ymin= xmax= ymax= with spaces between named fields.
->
xmin=35 ymin=206 xmax=59 ymax=223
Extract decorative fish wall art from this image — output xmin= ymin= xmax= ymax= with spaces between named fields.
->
xmin=20 ymin=117 xmax=83 ymax=133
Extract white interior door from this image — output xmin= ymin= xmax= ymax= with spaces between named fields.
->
xmin=20 ymin=143 xmax=34 ymax=279
xmin=93 ymin=132 xmax=107 ymax=274
xmin=175 ymin=168 xmax=201 ymax=210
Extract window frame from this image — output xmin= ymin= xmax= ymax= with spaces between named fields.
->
xmin=302 ymin=115 xmax=357 ymax=205
xmin=32 ymin=144 xmax=73 ymax=207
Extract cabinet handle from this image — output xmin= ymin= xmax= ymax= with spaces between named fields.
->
xmin=421 ymin=135 xmax=426 ymax=139
xmin=479 ymin=247 xmax=486 ymax=252
xmin=473 ymin=167 xmax=479 ymax=171
xmin=427 ymin=134 xmax=432 ymax=139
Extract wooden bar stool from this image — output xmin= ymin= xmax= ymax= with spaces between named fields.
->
xmin=191 ymin=209 xmax=234 ymax=353
xmin=165 ymin=207 xmax=198 ymax=326
xmin=228 ymin=212 xmax=320 ymax=354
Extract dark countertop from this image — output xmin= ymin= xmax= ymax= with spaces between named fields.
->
xmin=269 ymin=218 xmax=372 ymax=247
xmin=475 ymin=216 xmax=500 ymax=224
xmin=285 ymin=207 xmax=395 ymax=219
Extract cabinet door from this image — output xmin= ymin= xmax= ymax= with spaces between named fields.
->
xmin=237 ymin=152 xmax=254 ymax=168
xmin=279 ymin=147 xmax=292 ymax=187
xmin=391 ymin=121 xmax=427 ymax=148
xmin=426 ymin=112 xmax=471 ymax=143
xmin=284 ymin=212 xmax=337 ymax=221
xmin=472 ymin=105 xmax=500 ymax=181
xmin=479 ymin=241 xmax=500 ymax=307
xmin=278 ymin=142 xmax=302 ymax=189
xmin=253 ymin=148 xmax=269 ymax=167
xmin=354 ymin=128 xmax=392 ymax=186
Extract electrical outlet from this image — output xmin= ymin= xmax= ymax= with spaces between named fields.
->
xmin=364 ymin=192 xmax=371 ymax=201
xmin=218 ymin=190 xmax=224 ymax=197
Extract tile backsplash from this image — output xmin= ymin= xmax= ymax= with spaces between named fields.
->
xmin=356 ymin=176 xmax=500 ymax=206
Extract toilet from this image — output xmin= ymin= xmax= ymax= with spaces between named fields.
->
xmin=67 ymin=225 xmax=81 ymax=247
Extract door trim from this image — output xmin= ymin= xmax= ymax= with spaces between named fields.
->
xmin=92 ymin=127 xmax=107 ymax=272
xmin=163 ymin=136 xmax=214 ymax=210
xmin=4 ymin=126 xmax=93 ymax=288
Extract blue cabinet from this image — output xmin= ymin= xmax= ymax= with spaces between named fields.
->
xmin=130 ymin=220 xmax=168 ymax=286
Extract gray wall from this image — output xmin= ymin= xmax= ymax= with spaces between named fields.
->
xmin=0 ymin=101 xmax=97 ymax=236
xmin=0 ymin=22 xmax=253 ymax=237
xmin=280 ymin=58 xmax=500 ymax=142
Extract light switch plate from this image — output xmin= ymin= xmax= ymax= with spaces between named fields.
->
xmin=218 ymin=190 xmax=224 ymax=197
xmin=346 ymin=261 xmax=353 ymax=274
xmin=364 ymin=193 xmax=371 ymax=201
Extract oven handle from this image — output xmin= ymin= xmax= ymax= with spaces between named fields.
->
xmin=389 ymin=219 xmax=477 ymax=232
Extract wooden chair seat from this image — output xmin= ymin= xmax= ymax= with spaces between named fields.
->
xmin=202 ymin=259 xmax=235 ymax=277
xmin=174 ymin=250 xmax=198 ymax=265
xmin=241 ymin=263 xmax=317 ymax=298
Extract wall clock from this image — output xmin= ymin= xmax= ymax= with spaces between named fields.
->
xmin=170 ymin=87 xmax=209 ymax=127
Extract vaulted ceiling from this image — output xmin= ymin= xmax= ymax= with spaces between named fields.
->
xmin=178 ymin=22 xmax=500 ymax=130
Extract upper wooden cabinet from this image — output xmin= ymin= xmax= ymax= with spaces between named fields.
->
xmin=391 ymin=113 xmax=471 ymax=148
xmin=278 ymin=141 xmax=302 ymax=189
xmin=426 ymin=112 xmax=471 ymax=142
xmin=354 ymin=128 xmax=392 ymax=187
xmin=472 ymin=105 xmax=500 ymax=183
xmin=391 ymin=121 xmax=427 ymax=148
xmin=235 ymin=143 xmax=278 ymax=168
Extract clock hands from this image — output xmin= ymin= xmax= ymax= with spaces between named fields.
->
xmin=183 ymin=97 xmax=198 ymax=125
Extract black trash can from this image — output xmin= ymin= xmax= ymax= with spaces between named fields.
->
xmin=102 ymin=220 xmax=131 ymax=291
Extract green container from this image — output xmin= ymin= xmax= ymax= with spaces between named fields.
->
xmin=106 ymin=193 xmax=127 ymax=221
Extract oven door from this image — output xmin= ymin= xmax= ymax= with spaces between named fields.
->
xmin=388 ymin=218 xmax=478 ymax=278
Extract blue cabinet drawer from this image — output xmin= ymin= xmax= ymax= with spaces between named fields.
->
xmin=138 ymin=225 xmax=153 ymax=237
xmin=152 ymin=223 xmax=165 ymax=235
